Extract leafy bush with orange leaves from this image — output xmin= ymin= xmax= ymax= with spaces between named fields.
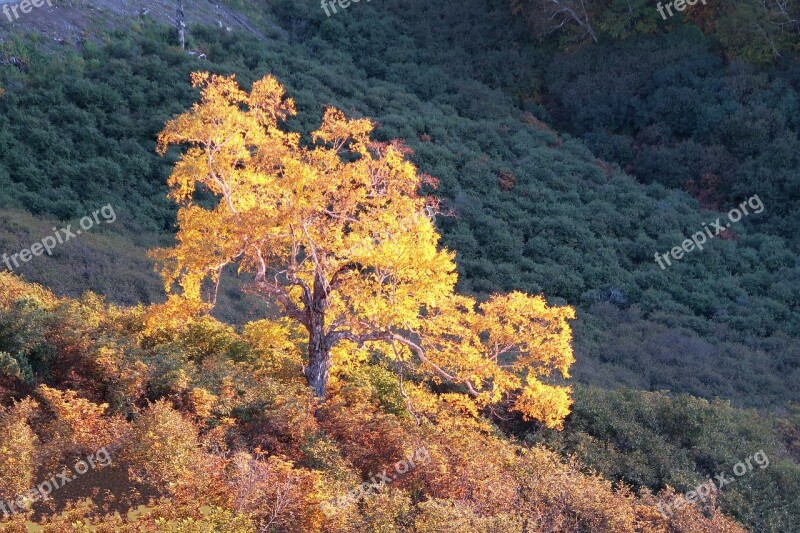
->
xmin=35 ymin=386 xmax=123 ymax=464
xmin=229 ymin=452 xmax=323 ymax=532
xmin=0 ymin=398 xmax=38 ymax=503
xmin=121 ymin=400 xmax=202 ymax=492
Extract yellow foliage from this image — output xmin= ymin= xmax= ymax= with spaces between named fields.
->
xmin=0 ymin=272 xmax=58 ymax=310
xmin=0 ymin=275 xmax=748 ymax=532
xmin=153 ymin=72 xmax=577 ymax=428
xmin=187 ymin=387 xmax=217 ymax=419
xmin=140 ymin=294 xmax=210 ymax=342
xmin=0 ymin=398 xmax=38 ymax=503
xmin=355 ymin=488 xmax=413 ymax=533
xmin=241 ymin=318 xmax=306 ymax=380
xmin=438 ymin=393 xmax=480 ymax=418
xmin=638 ymin=486 xmax=748 ymax=533
xmin=26 ymin=500 xmax=257 ymax=532
xmin=93 ymin=345 xmax=149 ymax=412
xmin=414 ymin=499 xmax=525 ymax=532
xmin=36 ymin=386 xmax=123 ymax=469
xmin=122 ymin=400 xmax=201 ymax=492
xmin=513 ymin=375 xmax=573 ymax=429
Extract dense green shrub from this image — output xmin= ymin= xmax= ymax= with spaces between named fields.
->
xmin=529 ymin=385 xmax=800 ymax=532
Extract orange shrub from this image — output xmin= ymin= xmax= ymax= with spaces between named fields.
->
xmin=36 ymin=386 xmax=123 ymax=465
xmin=229 ymin=452 xmax=324 ymax=532
xmin=121 ymin=400 xmax=201 ymax=493
xmin=0 ymin=399 xmax=38 ymax=504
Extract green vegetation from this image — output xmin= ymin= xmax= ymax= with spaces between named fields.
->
xmin=512 ymin=0 xmax=800 ymax=64
xmin=528 ymin=385 xmax=800 ymax=532
xmin=540 ymin=28 xmax=800 ymax=245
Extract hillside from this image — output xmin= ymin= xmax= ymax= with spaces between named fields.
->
xmin=0 ymin=0 xmax=798 ymax=531
xmin=0 ymin=272 xmax=789 ymax=531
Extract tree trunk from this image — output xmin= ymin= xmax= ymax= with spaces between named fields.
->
xmin=177 ymin=0 xmax=186 ymax=50
xmin=304 ymin=273 xmax=331 ymax=398
xmin=305 ymin=308 xmax=329 ymax=398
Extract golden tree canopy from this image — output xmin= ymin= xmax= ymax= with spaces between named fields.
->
xmin=153 ymin=72 xmax=576 ymax=428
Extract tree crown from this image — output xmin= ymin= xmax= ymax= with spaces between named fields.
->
xmin=153 ymin=72 xmax=576 ymax=428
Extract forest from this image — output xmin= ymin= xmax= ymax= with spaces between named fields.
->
xmin=0 ymin=0 xmax=798 ymax=531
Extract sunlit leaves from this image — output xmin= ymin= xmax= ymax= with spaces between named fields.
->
xmin=37 ymin=385 xmax=119 ymax=457
xmin=122 ymin=400 xmax=201 ymax=492
xmin=154 ymin=73 xmax=577 ymax=428
xmin=0 ymin=398 xmax=38 ymax=503
xmin=513 ymin=375 xmax=572 ymax=429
